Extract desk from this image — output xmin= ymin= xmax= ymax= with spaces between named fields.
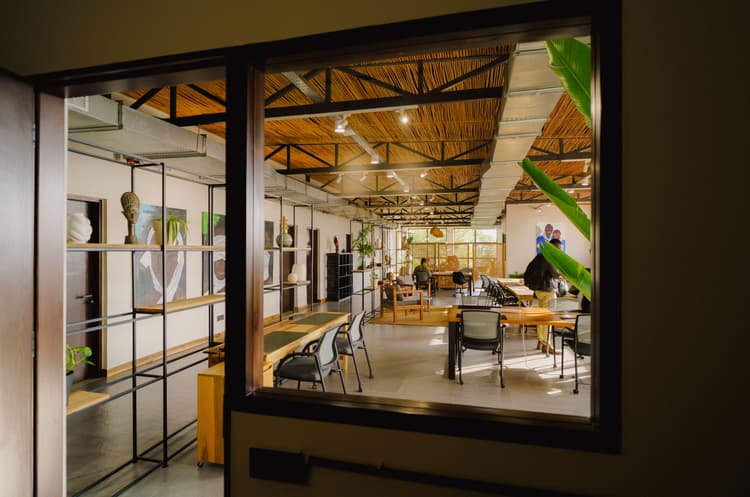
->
xmin=445 ymin=306 xmax=577 ymax=380
xmin=196 ymin=311 xmax=349 ymax=465
xmin=433 ymin=270 xmax=474 ymax=294
xmin=495 ymin=280 xmax=534 ymax=304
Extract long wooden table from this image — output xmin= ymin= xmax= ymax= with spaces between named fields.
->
xmin=196 ymin=311 xmax=350 ymax=465
xmin=446 ymin=306 xmax=577 ymax=380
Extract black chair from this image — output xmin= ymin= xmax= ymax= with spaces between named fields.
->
xmin=559 ymin=314 xmax=591 ymax=394
xmin=413 ymin=270 xmax=432 ymax=309
xmin=335 ymin=310 xmax=373 ymax=392
xmin=458 ymin=310 xmax=507 ymax=387
xmin=274 ymin=325 xmax=346 ymax=393
xmin=452 ymin=271 xmax=468 ymax=296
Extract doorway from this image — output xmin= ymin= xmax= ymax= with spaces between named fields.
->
xmin=66 ymin=198 xmax=103 ymax=382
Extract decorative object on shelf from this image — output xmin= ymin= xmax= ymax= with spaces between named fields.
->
xmin=264 ymin=221 xmax=274 ymax=284
xmin=287 ymin=270 xmax=299 ymax=283
xmin=120 ymin=191 xmax=140 ymax=244
xmin=352 ymin=222 xmax=374 ymax=269
xmin=276 ymin=215 xmax=293 ymax=247
xmin=133 ymin=204 xmax=187 ymax=306
xmin=374 ymin=238 xmax=382 ymax=250
xmin=66 ymin=212 xmax=93 ymax=243
xmin=401 ymin=234 xmax=408 ymax=247
xmin=201 ymin=212 xmax=226 ymax=294
xmin=384 ymin=254 xmax=391 ymax=265
xmin=153 ymin=213 xmax=189 ymax=245
xmin=430 ymin=226 xmax=444 ymax=238
xmin=333 ymin=235 xmax=339 ymax=253
xmin=65 ymin=344 xmax=94 ymax=405
xmin=294 ymin=263 xmax=307 ymax=281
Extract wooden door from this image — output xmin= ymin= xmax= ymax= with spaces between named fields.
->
xmin=66 ymin=199 xmax=103 ymax=382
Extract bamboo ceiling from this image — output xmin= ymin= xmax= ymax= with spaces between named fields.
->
xmin=122 ymin=44 xmax=591 ymax=223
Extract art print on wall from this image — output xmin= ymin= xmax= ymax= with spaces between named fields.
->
xmin=202 ymin=212 xmax=226 ymax=294
xmin=535 ymin=222 xmax=566 ymax=253
xmin=134 ymin=204 xmax=187 ymax=306
xmin=264 ymin=221 xmax=274 ymax=285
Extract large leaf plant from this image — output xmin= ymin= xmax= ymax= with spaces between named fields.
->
xmin=520 ymin=38 xmax=592 ymax=299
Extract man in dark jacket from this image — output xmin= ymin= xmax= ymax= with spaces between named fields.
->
xmin=523 ymin=238 xmax=563 ymax=353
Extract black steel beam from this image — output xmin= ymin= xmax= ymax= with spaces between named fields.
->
xmin=514 ymin=182 xmax=591 ymax=191
xmin=335 ymin=67 xmax=410 ymax=96
xmin=188 ymin=83 xmax=226 ymax=106
xmin=131 ymin=88 xmax=161 ymax=109
xmin=265 ymin=68 xmax=324 ymax=106
xmin=507 ymin=196 xmax=591 ymax=204
xmin=526 ymin=151 xmax=591 ymax=162
xmin=277 ymin=159 xmax=481 ymax=175
xmin=265 ymin=87 xmax=503 ymax=120
xmin=166 ymin=112 xmax=226 ymax=127
xmin=335 ymin=187 xmax=478 ymax=198
xmin=428 ymin=55 xmax=508 ymax=93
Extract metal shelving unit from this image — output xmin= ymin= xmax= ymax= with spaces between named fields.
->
xmin=65 ymin=141 xmax=224 ymax=497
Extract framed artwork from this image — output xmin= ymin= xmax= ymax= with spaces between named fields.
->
xmin=264 ymin=221 xmax=274 ymax=284
xmin=134 ymin=204 xmax=187 ymax=306
xmin=202 ymin=212 xmax=226 ymax=294
xmin=535 ymin=222 xmax=566 ymax=253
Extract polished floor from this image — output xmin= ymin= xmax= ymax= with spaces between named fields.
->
xmin=67 ymin=289 xmax=589 ymax=496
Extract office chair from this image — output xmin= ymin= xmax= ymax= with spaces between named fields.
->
xmin=452 ymin=271 xmax=468 ymax=296
xmin=335 ymin=310 xmax=373 ymax=392
xmin=458 ymin=310 xmax=506 ymax=387
xmin=275 ymin=325 xmax=346 ymax=393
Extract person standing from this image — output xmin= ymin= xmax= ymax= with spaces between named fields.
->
xmin=523 ymin=238 xmax=563 ymax=353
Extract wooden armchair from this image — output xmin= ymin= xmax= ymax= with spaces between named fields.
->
xmin=379 ymin=281 xmax=424 ymax=322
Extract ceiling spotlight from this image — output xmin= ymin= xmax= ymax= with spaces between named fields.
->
xmin=336 ymin=174 xmax=343 ymax=183
xmin=403 ymin=186 xmax=410 ymax=193
xmin=582 ymin=159 xmax=591 ymax=173
xmin=397 ymin=108 xmax=410 ymax=124
xmin=370 ymin=154 xmax=380 ymax=164
xmin=334 ymin=115 xmax=348 ymax=134
xmin=385 ymin=171 xmax=395 ymax=179
xmin=419 ymin=170 xmax=427 ymax=178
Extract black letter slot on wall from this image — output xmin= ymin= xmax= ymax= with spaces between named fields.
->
xmin=249 ymin=448 xmax=309 ymax=484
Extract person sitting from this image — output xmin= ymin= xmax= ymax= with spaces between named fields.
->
xmin=413 ymin=258 xmax=432 ymax=279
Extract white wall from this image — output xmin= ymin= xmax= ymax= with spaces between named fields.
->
xmin=67 ymin=153 xmax=225 ymax=369
xmin=504 ymin=203 xmax=591 ymax=276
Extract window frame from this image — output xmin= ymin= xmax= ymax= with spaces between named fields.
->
xmin=236 ymin=1 xmax=621 ymax=453
xmin=33 ymin=0 xmax=621 ymax=454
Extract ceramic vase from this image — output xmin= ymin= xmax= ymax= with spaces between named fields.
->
xmin=276 ymin=215 xmax=294 ymax=247
xmin=67 ymin=213 xmax=93 ymax=243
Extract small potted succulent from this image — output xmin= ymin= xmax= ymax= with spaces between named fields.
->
xmin=66 ymin=345 xmax=94 ymax=405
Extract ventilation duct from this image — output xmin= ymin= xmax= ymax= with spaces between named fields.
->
xmin=472 ymin=41 xmax=565 ymax=227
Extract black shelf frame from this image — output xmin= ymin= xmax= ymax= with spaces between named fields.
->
xmin=65 ymin=140 xmax=225 ymax=497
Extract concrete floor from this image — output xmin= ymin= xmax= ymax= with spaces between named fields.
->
xmin=67 ymin=289 xmax=589 ymax=496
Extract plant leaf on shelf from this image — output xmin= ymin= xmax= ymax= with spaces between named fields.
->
xmin=545 ymin=39 xmax=591 ymax=127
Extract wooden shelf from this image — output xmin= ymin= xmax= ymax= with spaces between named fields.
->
xmin=67 ymin=243 xmax=223 ymax=252
xmin=134 ymin=294 xmax=225 ymax=314
xmin=264 ymin=280 xmax=312 ymax=291
xmin=264 ymin=246 xmax=312 ymax=252
xmin=67 ymin=390 xmax=110 ymax=415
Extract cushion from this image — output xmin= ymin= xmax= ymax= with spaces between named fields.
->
xmin=396 ymin=275 xmax=413 ymax=286
xmin=385 ymin=285 xmax=404 ymax=301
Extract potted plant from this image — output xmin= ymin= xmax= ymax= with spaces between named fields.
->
xmin=352 ymin=223 xmax=374 ymax=269
xmin=66 ymin=344 xmax=94 ymax=405
xmin=153 ymin=213 xmax=189 ymax=245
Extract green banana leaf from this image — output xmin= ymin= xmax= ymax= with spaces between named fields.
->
xmin=520 ymin=157 xmax=591 ymax=241
xmin=546 ymin=39 xmax=591 ymax=127
xmin=540 ymin=242 xmax=591 ymax=301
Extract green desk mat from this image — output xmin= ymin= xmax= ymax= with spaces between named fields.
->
xmin=264 ymin=331 xmax=307 ymax=352
xmin=293 ymin=313 xmax=342 ymax=325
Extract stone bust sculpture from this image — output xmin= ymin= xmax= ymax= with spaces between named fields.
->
xmin=121 ymin=191 xmax=140 ymax=244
